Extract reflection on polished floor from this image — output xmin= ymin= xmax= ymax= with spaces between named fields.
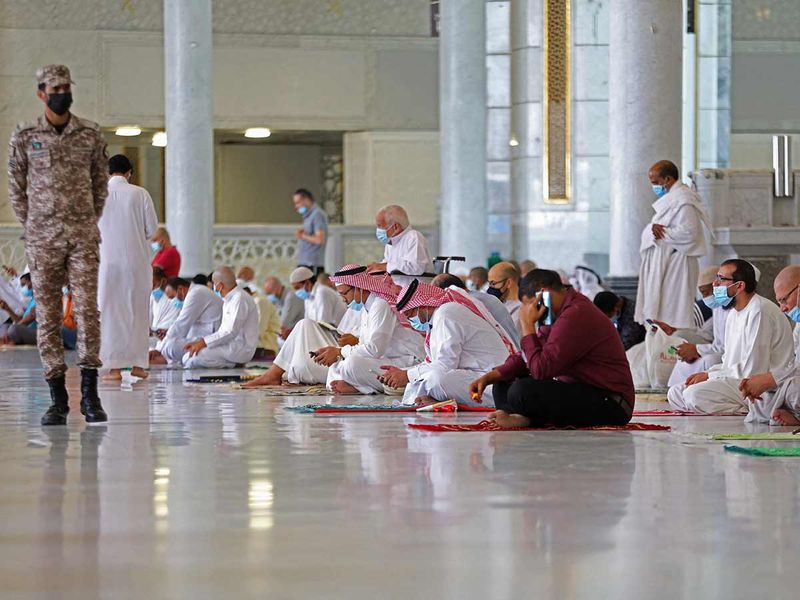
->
xmin=1 ymin=348 xmax=799 ymax=599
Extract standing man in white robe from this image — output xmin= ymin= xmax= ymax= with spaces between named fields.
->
xmin=739 ymin=265 xmax=800 ymax=425
xmin=183 ymin=266 xmax=259 ymax=368
xmin=668 ymin=260 xmax=794 ymax=414
xmin=635 ymin=160 xmax=712 ymax=328
xmin=98 ymin=155 xmax=158 ymax=380
xmin=379 ymin=281 xmax=515 ymax=407
xmin=243 ymin=267 xmax=423 ymax=389
xmin=290 ymin=266 xmax=346 ymax=326
xmin=367 ymin=205 xmax=434 ymax=286
xmin=149 ymin=277 xmax=222 ymax=365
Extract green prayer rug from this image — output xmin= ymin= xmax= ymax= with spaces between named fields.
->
xmin=724 ymin=445 xmax=800 ymax=457
xmin=713 ymin=433 xmax=800 ymax=441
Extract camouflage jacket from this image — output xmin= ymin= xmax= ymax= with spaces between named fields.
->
xmin=7 ymin=114 xmax=108 ymax=248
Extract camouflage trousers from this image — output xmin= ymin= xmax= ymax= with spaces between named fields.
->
xmin=26 ymin=240 xmax=102 ymax=379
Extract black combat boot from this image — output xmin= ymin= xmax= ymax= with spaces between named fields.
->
xmin=41 ymin=375 xmax=70 ymax=426
xmin=80 ymin=369 xmax=108 ymax=423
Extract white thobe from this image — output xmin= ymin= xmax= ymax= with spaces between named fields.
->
xmin=337 ymin=307 xmax=363 ymax=336
xmin=150 ymin=291 xmax=180 ymax=331
xmin=0 ymin=276 xmax=27 ymax=324
xmin=505 ymin=299 xmax=522 ymax=334
xmin=304 ymin=282 xmax=346 ymax=326
xmin=327 ymin=296 xmax=426 ymax=393
xmin=668 ymin=295 xmax=794 ymax=414
xmin=402 ymin=303 xmax=511 ymax=407
xmin=635 ymin=183 xmax=711 ymax=328
xmin=667 ymin=308 xmax=729 ymax=387
xmin=156 ymin=284 xmax=223 ymax=363
xmin=183 ymin=286 xmax=259 ymax=368
xmin=98 ymin=176 xmax=158 ymax=369
xmin=746 ymin=325 xmax=800 ymax=424
xmin=383 ymin=226 xmax=435 ymax=285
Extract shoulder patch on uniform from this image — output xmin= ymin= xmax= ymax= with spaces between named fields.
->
xmin=72 ymin=116 xmax=100 ymax=131
xmin=14 ymin=120 xmax=37 ymax=134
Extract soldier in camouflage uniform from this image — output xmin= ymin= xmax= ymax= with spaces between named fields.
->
xmin=7 ymin=65 xmax=109 ymax=426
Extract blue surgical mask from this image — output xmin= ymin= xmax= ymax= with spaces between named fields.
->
xmin=787 ymin=307 xmax=800 ymax=323
xmin=702 ymin=294 xmax=721 ymax=309
xmin=151 ymin=241 xmax=162 ymax=253
xmin=408 ymin=315 xmax=431 ymax=332
xmin=348 ymin=300 xmax=364 ymax=312
xmin=297 ymin=206 xmax=309 ymax=216
xmin=152 ymin=288 xmax=164 ymax=301
xmin=266 ymin=294 xmax=279 ymax=305
xmin=172 ymin=298 xmax=184 ymax=310
xmin=712 ymin=284 xmax=734 ymax=307
xmin=21 ymin=286 xmax=33 ymax=298
xmin=652 ymin=184 xmax=667 ymax=199
xmin=61 ymin=286 xmax=70 ymax=296
xmin=295 ymin=288 xmax=311 ymax=301
xmin=376 ymin=228 xmax=390 ymax=245
xmin=214 ymin=289 xmax=223 ymax=298
xmin=466 ymin=279 xmax=476 ymax=292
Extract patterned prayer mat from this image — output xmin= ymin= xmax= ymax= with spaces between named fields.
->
xmin=724 ymin=445 xmax=800 ymax=457
xmin=185 ymin=374 xmax=261 ymax=383
xmin=284 ymin=403 xmax=494 ymax=414
xmin=632 ymin=409 xmax=744 ymax=417
xmin=407 ymin=420 xmax=670 ymax=432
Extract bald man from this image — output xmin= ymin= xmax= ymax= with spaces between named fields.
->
xmin=487 ymin=262 xmax=522 ymax=332
xmin=741 ymin=265 xmax=800 ymax=425
xmin=635 ymin=160 xmax=712 ymax=329
xmin=182 ymin=266 xmax=259 ymax=368
xmin=263 ymin=276 xmax=305 ymax=339
xmin=367 ymin=205 xmax=434 ymax=285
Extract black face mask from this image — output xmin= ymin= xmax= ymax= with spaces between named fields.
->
xmin=47 ymin=92 xmax=73 ymax=116
xmin=486 ymin=286 xmax=503 ymax=299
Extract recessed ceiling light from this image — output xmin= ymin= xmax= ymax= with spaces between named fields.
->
xmin=115 ymin=126 xmax=142 ymax=137
xmin=509 ymin=136 xmax=519 ymax=147
xmin=152 ymin=131 xmax=167 ymax=147
xmin=244 ymin=127 xmax=271 ymax=139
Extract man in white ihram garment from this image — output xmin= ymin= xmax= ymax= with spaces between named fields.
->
xmin=150 ymin=266 xmax=180 ymax=338
xmin=149 ymin=276 xmax=222 ymax=365
xmin=662 ymin=265 xmax=730 ymax=387
xmin=367 ymin=205 xmax=434 ymax=286
xmin=98 ymin=154 xmax=158 ymax=380
xmin=379 ymin=280 xmax=515 ymax=407
xmin=182 ymin=266 xmax=259 ymax=368
xmin=634 ymin=160 xmax=712 ymax=328
xmin=290 ymin=266 xmax=346 ymax=326
xmin=243 ymin=266 xmax=424 ymax=389
xmin=667 ymin=260 xmax=794 ymax=415
xmin=739 ymin=265 xmax=800 ymax=425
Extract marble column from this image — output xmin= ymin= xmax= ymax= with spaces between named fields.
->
xmin=439 ymin=0 xmax=488 ymax=269
xmin=608 ymin=0 xmax=682 ymax=287
xmin=164 ymin=0 xmax=214 ymax=276
xmin=509 ymin=0 xmax=543 ymax=261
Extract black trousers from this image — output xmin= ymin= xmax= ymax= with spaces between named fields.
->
xmin=492 ymin=378 xmax=632 ymax=427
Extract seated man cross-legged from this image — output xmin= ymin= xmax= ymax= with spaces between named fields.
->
xmin=244 ymin=265 xmax=424 ymax=390
xmin=667 ymin=259 xmax=794 ymax=415
xmin=380 ymin=280 xmax=516 ymax=407
xmin=182 ymin=266 xmax=259 ymax=368
xmin=469 ymin=269 xmax=635 ymax=429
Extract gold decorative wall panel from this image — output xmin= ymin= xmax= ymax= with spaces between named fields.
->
xmin=543 ymin=0 xmax=571 ymax=204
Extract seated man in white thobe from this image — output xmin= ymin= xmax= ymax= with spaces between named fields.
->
xmin=668 ymin=259 xmax=794 ymax=414
xmin=290 ymin=266 xmax=346 ymax=327
xmin=635 ymin=160 xmax=712 ymax=328
xmin=183 ymin=266 xmax=259 ymax=368
xmin=487 ymin=261 xmax=522 ymax=332
xmin=379 ymin=280 xmax=515 ymax=407
xmin=251 ymin=288 xmax=281 ymax=359
xmin=739 ymin=265 xmax=800 ymax=425
xmin=149 ymin=276 xmax=223 ymax=365
xmin=366 ymin=205 xmax=434 ymax=286
xmin=263 ymin=276 xmax=305 ymax=339
xmin=243 ymin=266 xmax=423 ymax=389
xmin=432 ymin=273 xmax=521 ymax=348
xmin=661 ymin=265 xmax=729 ymax=387
xmin=150 ymin=266 xmax=180 ymax=343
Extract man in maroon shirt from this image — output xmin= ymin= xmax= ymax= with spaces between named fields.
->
xmin=151 ymin=227 xmax=181 ymax=278
xmin=469 ymin=269 xmax=635 ymax=428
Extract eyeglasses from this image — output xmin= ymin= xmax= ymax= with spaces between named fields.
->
xmin=714 ymin=274 xmax=736 ymax=283
xmin=488 ymin=278 xmax=508 ymax=288
xmin=777 ymin=284 xmax=800 ymax=306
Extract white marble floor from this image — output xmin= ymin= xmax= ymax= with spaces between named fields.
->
xmin=1 ymin=347 xmax=799 ymax=599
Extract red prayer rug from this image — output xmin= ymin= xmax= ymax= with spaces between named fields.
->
xmin=407 ymin=420 xmax=671 ymax=432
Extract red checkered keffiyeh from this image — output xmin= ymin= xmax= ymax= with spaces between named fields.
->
xmin=330 ymin=264 xmax=414 ymax=329
xmin=395 ymin=280 xmax=518 ymax=357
